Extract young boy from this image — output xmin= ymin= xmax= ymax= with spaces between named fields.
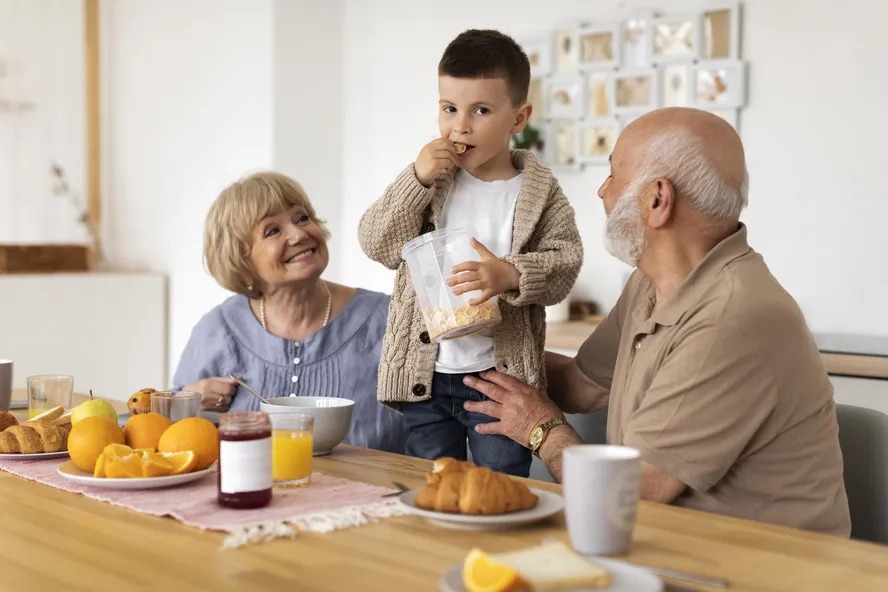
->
xmin=358 ymin=29 xmax=583 ymax=477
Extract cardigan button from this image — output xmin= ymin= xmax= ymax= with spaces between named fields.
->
xmin=419 ymin=331 xmax=430 ymax=344
xmin=412 ymin=384 xmax=426 ymax=397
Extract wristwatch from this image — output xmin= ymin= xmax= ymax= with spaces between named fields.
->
xmin=528 ymin=417 xmax=568 ymax=457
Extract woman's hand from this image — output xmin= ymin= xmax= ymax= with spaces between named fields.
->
xmin=185 ymin=377 xmax=238 ymax=411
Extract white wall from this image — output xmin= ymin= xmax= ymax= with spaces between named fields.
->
xmin=0 ymin=0 xmax=87 ymax=244
xmin=101 ymin=0 xmax=275 ymax=376
xmin=340 ymin=0 xmax=888 ymax=336
xmin=273 ymin=0 xmax=345 ymax=283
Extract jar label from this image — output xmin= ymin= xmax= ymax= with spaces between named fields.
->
xmin=220 ymin=437 xmax=272 ymax=493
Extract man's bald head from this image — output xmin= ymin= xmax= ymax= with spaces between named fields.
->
xmin=616 ymin=107 xmax=748 ymax=221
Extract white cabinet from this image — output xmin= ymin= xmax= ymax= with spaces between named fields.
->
xmin=0 ymin=272 xmax=167 ymax=401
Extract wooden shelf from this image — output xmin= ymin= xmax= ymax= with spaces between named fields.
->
xmin=547 ymin=321 xmax=888 ymax=381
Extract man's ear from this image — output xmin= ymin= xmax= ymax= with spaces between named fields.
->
xmin=511 ymin=102 xmax=532 ymax=133
xmin=646 ymin=177 xmax=675 ymax=229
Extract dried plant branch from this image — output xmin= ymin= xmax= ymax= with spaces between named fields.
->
xmin=51 ymin=162 xmax=104 ymax=268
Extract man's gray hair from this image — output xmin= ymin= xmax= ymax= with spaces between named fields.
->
xmin=636 ymin=128 xmax=749 ymax=219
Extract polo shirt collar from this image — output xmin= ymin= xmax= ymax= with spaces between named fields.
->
xmin=635 ymin=223 xmax=752 ymax=329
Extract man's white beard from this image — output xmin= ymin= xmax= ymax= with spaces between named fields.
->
xmin=604 ymin=181 xmax=647 ymax=267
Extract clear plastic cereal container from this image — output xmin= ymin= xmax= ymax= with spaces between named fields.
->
xmin=402 ymin=226 xmax=502 ymax=342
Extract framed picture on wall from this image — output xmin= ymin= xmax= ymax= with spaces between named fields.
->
xmin=548 ymin=119 xmax=580 ymax=169
xmin=585 ymin=70 xmax=615 ymax=118
xmin=652 ymin=14 xmax=700 ymax=62
xmin=616 ymin=110 xmax=647 ymax=132
xmin=554 ymin=27 xmax=579 ymax=73
xmin=621 ymin=14 xmax=653 ymax=68
xmin=693 ymin=60 xmax=747 ymax=108
xmin=577 ymin=23 xmax=620 ymax=69
xmin=520 ymin=37 xmax=553 ymax=78
xmin=545 ymin=76 xmax=586 ymax=119
xmin=660 ymin=63 xmax=692 ymax=108
xmin=702 ymin=2 xmax=741 ymax=59
xmin=614 ymin=69 xmax=658 ymax=113
xmin=527 ymin=78 xmax=545 ymax=125
xmin=578 ymin=119 xmax=619 ymax=164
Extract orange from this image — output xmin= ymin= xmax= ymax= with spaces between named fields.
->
xmin=462 ymin=549 xmax=525 ymax=592
xmin=127 ymin=388 xmax=155 ymax=415
xmin=67 ymin=416 xmax=125 ymax=472
xmin=140 ymin=452 xmax=173 ymax=478
xmin=104 ymin=452 xmax=143 ymax=478
xmin=123 ymin=413 xmax=172 ymax=450
xmin=93 ymin=452 xmax=106 ymax=478
xmin=157 ymin=417 xmax=219 ymax=470
xmin=160 ymin=450 xmax=198 ymax=475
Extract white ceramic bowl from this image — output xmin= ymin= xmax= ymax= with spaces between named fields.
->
xmin=259 ymin=396 xmax=354 ymax=455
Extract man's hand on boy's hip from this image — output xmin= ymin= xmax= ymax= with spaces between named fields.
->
xmin=415 ymin=138 xmax=458 ymax=187
xmin=447 ymin=238 xmax=520 ymax=305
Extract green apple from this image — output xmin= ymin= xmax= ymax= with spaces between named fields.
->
xmin=71 ymin=394 xmax=118 ymax=425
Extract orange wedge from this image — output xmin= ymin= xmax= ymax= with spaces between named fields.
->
xmin=140 ymin=452 xmax=173 ymax=478
xmin=93 ymin=452 xmax=106 ymax=478
xmin=103 ymin=443 xmax=135 ymax=458
xmin=462 ymin=548 xmax=527 ymax=592
xmin=104 ymin=452 xmax=143 ymax=478
xmin=160 ymin=450 xmax=198 ymax=475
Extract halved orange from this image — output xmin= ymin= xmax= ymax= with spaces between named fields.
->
xmin=160 ymin=450 xmax=198 ymax=475
xmin=462 ymin=548 xmax=526 ymax=592
xmin=103 ymin=443 xmax=135 ymax=458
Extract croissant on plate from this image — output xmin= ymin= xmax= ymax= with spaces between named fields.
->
xmin=415 ymin=457 xmax=538 ymax=515
xmin=0 ymin=422 xmax=66 ymax=454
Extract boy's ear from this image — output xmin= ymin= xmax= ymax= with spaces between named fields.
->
xmin=511 ymin=102 xmax=533 ymax=134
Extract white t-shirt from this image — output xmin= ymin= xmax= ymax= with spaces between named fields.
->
xmin=435 ymin=168 xmax=522 ymax=374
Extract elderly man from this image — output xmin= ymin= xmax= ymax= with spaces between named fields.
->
xmin=463 ymin=107 xmax=851 ymax=536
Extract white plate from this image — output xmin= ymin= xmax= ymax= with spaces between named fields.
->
xmin=439 ymin=556 xmax=662 ymax=592
xmin=398 ymin=488 xmax=563 ymax=530
xmin=57 ymin=460 xmax=216 ymax=490
xmin=0 ymin=450 xmax=70 ymax=461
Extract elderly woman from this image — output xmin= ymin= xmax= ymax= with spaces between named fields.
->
xmin=172 ymin=171 xmax=405 ymax=453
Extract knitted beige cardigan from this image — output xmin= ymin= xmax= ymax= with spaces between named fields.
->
xmin=358 ymin=150 xmax=583 ymax=410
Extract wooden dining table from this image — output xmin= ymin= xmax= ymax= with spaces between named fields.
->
xmin=2 ymin=395 xmax=887 ymax=591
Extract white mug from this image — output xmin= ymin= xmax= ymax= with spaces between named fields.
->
xmin=0 ymin=359 xmax=12 ymax=412
xmin=562 ymin=444 xmax=641 ymax=556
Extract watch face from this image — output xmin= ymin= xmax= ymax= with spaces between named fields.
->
xmin=529 ymin=427 xmax=543 ymax=448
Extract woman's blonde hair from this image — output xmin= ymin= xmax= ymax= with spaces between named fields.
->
xmin=203 ymin=171 xmax=331 ymax=297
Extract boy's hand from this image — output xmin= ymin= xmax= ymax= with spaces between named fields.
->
xmin=415 ymin=138 xmax=458 ymax=187
xmin=447 ymin=239 xmax=520 ymax=305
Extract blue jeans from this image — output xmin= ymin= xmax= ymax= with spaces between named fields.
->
xmin=402 ymin=371 xmax=531 ymax=477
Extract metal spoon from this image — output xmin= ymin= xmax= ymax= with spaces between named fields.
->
xmin=228 ymin=374 xmax=269 ymax=405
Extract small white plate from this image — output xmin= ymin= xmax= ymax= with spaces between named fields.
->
xmin=398 ymin=488 xmax=563 ymax=530
xmin=57 ymin=460 xmax=216 ymax=490
xmin=0 ymin=450 xmax=70 ymax=461
xmin=439 ymin=556 xmax=663 ymax=592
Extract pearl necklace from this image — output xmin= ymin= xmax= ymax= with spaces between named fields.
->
xmin=259 ymin=281 xmax=332 ymax=332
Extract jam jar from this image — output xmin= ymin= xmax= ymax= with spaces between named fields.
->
xmin=218 ymin=411 xmax=272 ymax=509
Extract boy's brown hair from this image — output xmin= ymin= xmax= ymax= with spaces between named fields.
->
xmin=437 ymin=29 xmax=531 ymax=106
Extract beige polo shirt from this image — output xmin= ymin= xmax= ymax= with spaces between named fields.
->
xmin=576 ymin=225 xmax=851 ymax=536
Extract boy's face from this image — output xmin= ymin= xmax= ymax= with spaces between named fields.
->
xmin=438 ymin=76 xmax=531 ymax=176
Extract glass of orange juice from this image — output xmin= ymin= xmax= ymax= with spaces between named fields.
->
xmin=27 ymin=375 xmax=73 ymax=419
xmin=270 ymin=413 xmax=313 ymax=487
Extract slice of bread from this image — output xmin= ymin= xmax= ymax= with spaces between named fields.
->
xmin=30 ymin=406 xmax=65 ymax=422
xmin=489 ymin=540 xmax=611 ymax=590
